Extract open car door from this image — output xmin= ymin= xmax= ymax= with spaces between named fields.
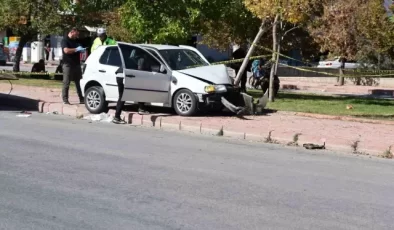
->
xmin=117 ymin=42 xmax=172 ymax=104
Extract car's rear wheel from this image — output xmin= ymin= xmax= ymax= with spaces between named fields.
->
xmin=173 ymin=89 xmax=198 ymax=116
xmin=85 ymin=86 xmax=108 ymax=114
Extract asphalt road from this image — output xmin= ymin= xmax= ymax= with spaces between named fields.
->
xmin=1 ymin=112 xmax=394 ymax=230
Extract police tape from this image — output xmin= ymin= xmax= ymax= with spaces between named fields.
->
xmin=254 ymin=44 xmax=394 ymax=78
xmin=186 ymin=54 xmax=271 ymax=69
xmin=2 ymin=55 xmax=394 ymax=79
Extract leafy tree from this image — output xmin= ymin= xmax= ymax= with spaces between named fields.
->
xmin=356 ymin=0 xmax=394 ymax=68
xmin=307 ymin=0 xmax=359 ymax=60
xmin=115 ymin=0 xmax=263 ymax=48
xmin=118 ymin=0 xmax=202 ymax=44
xmin=0 ymin=0 xmax=67 ymax=71
xmin=308 ymin=0 xmax=394 ymax=84
xmin=198 ymin=0 xmax=262 ymax=51
xmin=104 ymin=8 xmax=136 ymax=42
xmin=244 ymin=0 xmax=319 ymax=101
xmin=0 ymin=0 xmax=123 ymax=72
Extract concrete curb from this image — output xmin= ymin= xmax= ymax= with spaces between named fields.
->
xmin=4 ymin=101 xmax=384 ymax=158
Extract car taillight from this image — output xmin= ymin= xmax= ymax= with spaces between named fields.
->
xmin=326 ymin=63 xmax=332 ymax=66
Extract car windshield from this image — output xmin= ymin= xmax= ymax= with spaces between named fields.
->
xmin=158 ymin=49 xmax=209 ymax=70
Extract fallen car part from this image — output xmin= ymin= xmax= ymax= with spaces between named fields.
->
xmin=255 ymin=90 xmax=269 ymax=114
xmin=221 ymin=91 xmax=269 ymax=115
xmin=221 ymin=96 xmax=246 ymax=115
xmin=303 ymin=142 xmax=326 ymax=150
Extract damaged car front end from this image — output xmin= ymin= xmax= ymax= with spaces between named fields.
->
xmin=197 ymin=83 xmax=255 ymax=115
xmin=179 ymin=64 xmax=266 ymax=116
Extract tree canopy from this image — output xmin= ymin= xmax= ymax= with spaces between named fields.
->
xmin=308 ymin=0 xmax=394 ymax=65
xmin=111 ymin=0 xmax=262 ymax=50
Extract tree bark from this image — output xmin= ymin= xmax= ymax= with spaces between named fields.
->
xmin=234 ymin=19 xmax=268 ymax=86
xmin=274 ymin=42 xmax=280 ymax=75
xmin=269 ymin=14 xmax=280 ymax=102
xmin=338 ymin=57 xmax=345 ymax=86
xmin=12 ymin=35 xmax=31 ymax=72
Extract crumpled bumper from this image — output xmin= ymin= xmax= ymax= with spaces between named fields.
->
xmin=201 ymin=88 xmax=268 ymax=115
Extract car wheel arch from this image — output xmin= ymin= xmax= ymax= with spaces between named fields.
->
xmin=84 ymin=80 xmax=104 ymax=93
xmin=172 ymin=88 xmax=199 ymax=116
xmin=171 ymin=88 xmax=195 ymax=106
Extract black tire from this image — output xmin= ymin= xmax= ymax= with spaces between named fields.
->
xmin=0 ymin=61 xmax=6 ymax=66
xmin=173 ymin=89 xmax=198 ymax=116
xmin=84 ymin=86 xmax=108 ymax=114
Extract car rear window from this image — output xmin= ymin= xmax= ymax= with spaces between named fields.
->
xmin=99 ymin=47 xmax=122 ymax=67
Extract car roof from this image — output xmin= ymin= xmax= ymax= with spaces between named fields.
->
xmin=138 ymin=44 xmax=185 ymax=50
xmin=109 ymin=43 xmax=189 ymax=50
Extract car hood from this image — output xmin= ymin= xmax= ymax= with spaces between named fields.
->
xmin=177 ymin=64 xmax=232 ymax=85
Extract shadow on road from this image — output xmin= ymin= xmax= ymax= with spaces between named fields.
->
xmin=0 ymin=93 xmax=39 ymax=111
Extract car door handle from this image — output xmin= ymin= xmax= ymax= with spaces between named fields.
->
xmin=126 ymin=75 xmax=135 ymax=78
xmin=99 ymin=70 xmax=106 ymax=73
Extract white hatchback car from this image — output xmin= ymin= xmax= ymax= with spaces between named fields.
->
xmin=80 ymin=43 xmax=242 ymax=116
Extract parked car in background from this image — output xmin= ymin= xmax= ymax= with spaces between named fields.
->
xmin=0 ymin=47 xmax=7 ymax=65
xmin=317 ymin=57 xmax=360 ymax=69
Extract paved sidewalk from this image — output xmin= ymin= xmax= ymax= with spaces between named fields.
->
xmin=1 ymin=82 xmax=394 ymax=157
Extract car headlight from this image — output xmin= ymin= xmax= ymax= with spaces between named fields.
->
xmin=204 ymin=85 xmax=227 ymax=93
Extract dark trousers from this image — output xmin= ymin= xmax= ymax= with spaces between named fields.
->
xmin=62 ymin=64 xmax=83 ymax=102
xmin=240 ymin=72 xmax=247 ymax=92
xmin=45 ymin=50 xmax=50 ymax=61
xmin=235 ymin=67 xmax=247 ymax=92
xmin=115 ymin=77 xmax=146 ymax=119
xmin=115 ymin=77 xmax=125 ymax=119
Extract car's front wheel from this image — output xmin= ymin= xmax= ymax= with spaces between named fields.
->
xmin=85 ymin=86 xmax=108 ymax=114
xmin=173 ymin=89 xmax=198 ymax=116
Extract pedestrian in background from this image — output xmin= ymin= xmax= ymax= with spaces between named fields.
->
xmin=45 ymin=43 xmax=51 ymax=62
xmin=61 ymin=27 xmax=85 ymax=105
xmin=91 ymin=28 xmax=116 ymax=53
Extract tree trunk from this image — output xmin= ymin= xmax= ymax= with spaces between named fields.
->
xmin=12 ymin=35 xmax=31 ymax=72
xmin=338 ymin=57 xmax=345 ymax=86
xmin=269 ymin=14 xmax=280 ymax=102
xmin=339 ymin=68 xmax=345 ymax=86
xmin=274 ymin=42 xmax=280 ymax=75
xmin=234 ymin=20 xmax=268 ymax=86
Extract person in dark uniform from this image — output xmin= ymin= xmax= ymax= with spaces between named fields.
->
xmin=61 ymin=27 xmax=85 ymax=105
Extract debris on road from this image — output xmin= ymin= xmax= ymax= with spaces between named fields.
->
xmin=46 ymin=111 xmax=59 ymax=115
xmin=16 ymin=111 xmax=32 ymax=118
xmin=303 ymin=142 xmax=326 ymax=150
xmin=83 ymin=113 xmax=113 ymax=122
